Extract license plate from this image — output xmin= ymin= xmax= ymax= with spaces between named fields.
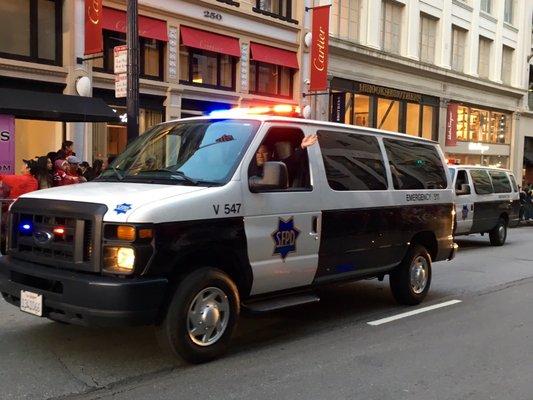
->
xmin=20 ymin=290 xmax=43 ymax=317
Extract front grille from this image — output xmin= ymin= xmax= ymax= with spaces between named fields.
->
xmin=12 ymin=213 xmax=92 ymax=265
xmin=8 ymin=199 xmax=107 ymax=273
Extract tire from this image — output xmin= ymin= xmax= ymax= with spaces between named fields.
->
xmin=390 ymin=245 xmax=432 ymax=306
xmin=489 ymin=218 xmax=507 ymax=246
xmin=156 ymin=268 xmax=240 ymax=364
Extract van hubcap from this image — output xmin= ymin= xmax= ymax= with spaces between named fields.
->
xmin=498 ymin=225 xmax=506 ymax=241
xmin=187 ymin=287 xmax=229 ymax=346
xmin=410 ymin=256 xmax=429 ymax=294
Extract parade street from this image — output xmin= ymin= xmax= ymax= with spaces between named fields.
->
xmin=0 ymin=226 xmax=531 ymax=400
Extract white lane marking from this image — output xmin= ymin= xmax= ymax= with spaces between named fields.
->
xmin=367 ymin=299 xmax=462 ymax=326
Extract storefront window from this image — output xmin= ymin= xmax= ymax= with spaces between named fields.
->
xmin=490 ymin=112 xmax=510 ymax=144
xmin=455 ymin=105 xmax=511 ymax=144
xmin=406 ymin=103 xmax=420 ymax=137
xmin=456 ymin=106 xmax=469 ymax=141
xmin=250 ymin=62 xmax=293 ymax=98
xmin=95 ymin=32 xmax=164 ymax=80
xmin=179 ymin=46 xmax=236 ymax=90
xmin=377 ymin=98 xmax=400 ymax=133
xmin=353 ymin=94 xmax=371 ymax=127
xmin=0 ymin=0 xmax=61 ymax=64
xmin=421 ymin=105 xmax=435 ymax=140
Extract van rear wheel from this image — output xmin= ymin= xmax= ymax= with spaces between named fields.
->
xmin=390 ymin=245 xmax=432 ymax=306
xmin=489 ymin=218 xmax=507 ymax=246
xmin=156 ymin=268 xmax=240 ymax=364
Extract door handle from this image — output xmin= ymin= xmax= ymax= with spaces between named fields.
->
xmin=310 ymin=216 xmax=320 ymax=240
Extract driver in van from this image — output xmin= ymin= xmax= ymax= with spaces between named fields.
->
xmin=251 ymin=135 xmax=318 ymax=187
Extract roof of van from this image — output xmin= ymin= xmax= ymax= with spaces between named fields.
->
xmin=166 ymin=115 xmax=440 ymax=145
xmin=448 ymin=164 xmax=513 ymax=173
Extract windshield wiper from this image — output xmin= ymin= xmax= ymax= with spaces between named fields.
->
xmin=112 ymin=165 xmax=124 ymax=181
xmin=136 ymin=169 xmax=198 ymax=185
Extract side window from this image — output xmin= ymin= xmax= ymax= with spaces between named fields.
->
xmin=509 ymin=174 xmax=518 ymax=192
xmin=489 ymin=171 xmax=512 ymax=193
xmin=383 ymin=139 xmax=447 ymax=190
xmin=317 ymin=130 xmax=387 ymax=191
xmin=455 ymin=170 xmax=470 ymax=191
xmin=248 ymin=127 xmax=311 ymax=191
xmin=470 ymin=169 xmax=494 ymax=194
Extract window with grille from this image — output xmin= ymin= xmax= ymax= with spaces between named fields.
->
xmin=478 ymin=37 xmax=492 ymax=79
xmin=381 ymin=0 xmax=402 ymax=54
xmin=419 ymin=15 xmax=437 ymax=64
xmin=330 ymin=0 xmax=362 ymax=42
xmin=451 ymin=27 xmax=466 ymax=73
xmin=501 ymin=46 xmax=514 ymax=85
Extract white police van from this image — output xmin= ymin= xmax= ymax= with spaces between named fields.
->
xmin=0 ymin=107 xmax=456 ymax=363
xmin=449 ymin=165 xmax=520 ymax=245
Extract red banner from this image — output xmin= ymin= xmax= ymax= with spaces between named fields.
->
xmin=310 ymin=5 xmax=330 ymax=92
xmin=84 ymin=0 xmax=103 ymax=55
xmin=445 ymin=103 xmax=458 ymax=147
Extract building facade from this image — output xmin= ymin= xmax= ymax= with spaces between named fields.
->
xmin=0 ymin=0 xmax=305 ymax=167
xmin=303 ymin=0 xmax=533 ymax=180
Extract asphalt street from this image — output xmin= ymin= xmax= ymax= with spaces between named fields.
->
xmin=1 ymin=226 xmax=532 ymax=400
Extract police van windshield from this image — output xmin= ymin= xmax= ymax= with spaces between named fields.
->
xmin=99 ymin=119 xmax=260 ymax=186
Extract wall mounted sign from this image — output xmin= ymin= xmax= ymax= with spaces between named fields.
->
xmin=309 ymin=5 xmax=330 ymax=92
xmin=0 ymin=115 xmax=15 ymax=175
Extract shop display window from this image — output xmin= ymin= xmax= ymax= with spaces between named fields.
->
xmin=406 ymin=103 xmax=420 ymax=137
xmin=353 ymin=94 xmax=370 ymax=127
xmin=377 ymin=98 xmax=400 ymax=133
xmin=447 ymin=153 xmax=509 ymax=169
xmin=421 ymin=105 xmax=435 ymax=140
xmin=0 ymin=0 xmax=61 ymax=65
xmin=455 ymin=105 xmax=511 ymax=144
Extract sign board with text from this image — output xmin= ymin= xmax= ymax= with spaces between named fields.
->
xmin=115 ymin=73 xmax=127 ymax=98
xmin=0 ymin=115 xmax=15 ymax=174
xmin=114 ymin=45 xmax=128 ymax=74
xmin=310 ymin=5 xmax=330 ymax=92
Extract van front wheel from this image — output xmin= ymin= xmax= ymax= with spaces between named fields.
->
xmin=390 ymin=245 xmax=432 ymax=306
xmin=156 ymin=268 xmax=240 ymax=364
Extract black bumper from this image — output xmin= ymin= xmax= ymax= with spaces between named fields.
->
xmin=0 ymin=256 xmax=168 ymax=327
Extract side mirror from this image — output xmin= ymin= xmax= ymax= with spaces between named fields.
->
xmin=456 ymin=184 xmax=471 ymax=195
xmin=249 ymin=161 xmax=289 ymax=192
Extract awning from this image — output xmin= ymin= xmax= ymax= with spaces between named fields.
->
xmin=0 ymin=88 xmax=119 ymax=123
xmin=250 ymin=43 xmax=299 ymax=69
xmin=180 ymin=26 xmax=240 ymax=58
xmin=103 ymin=7 xmax=168 ymax=42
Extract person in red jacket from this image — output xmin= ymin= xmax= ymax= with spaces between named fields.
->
xmin=0 ymin=160 xmax=38 ymax=199
xmin=53 ymin=159 xmax=83 ymax=186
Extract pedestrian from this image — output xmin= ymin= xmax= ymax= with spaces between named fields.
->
xmin=32 ymin=156 xmax=54 ymax=189
xmin=0 ymin=160 xmax=39 ymax=199
xmin=53 ymin=159 xmax=84 ymax=186
xmin=47 ymin=151 xmax=59 ymax=164
xmin=525 ymin=190 xmax=533 ymax=221
xmin=58 ymin=140 xmax=75 ymax=158
xmin=79 ymin=161 xmax=93 ymax=181
xmin=91 ymin=159 xmax=104 ymax=180
xmin=66 ymin=156 xmax=87 ymax=183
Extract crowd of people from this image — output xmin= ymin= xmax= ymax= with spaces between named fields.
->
xmin=519 ymin=185 xmax=533 ymax=221
xmin=0 ymin=141 xmax=107 ymax=201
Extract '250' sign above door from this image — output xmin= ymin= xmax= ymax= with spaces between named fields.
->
xmin=203 ymin=11 xmax=223 ymax=21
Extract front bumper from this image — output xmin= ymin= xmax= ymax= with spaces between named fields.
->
xmin=0 ymin=256 xmax=168 ymax=327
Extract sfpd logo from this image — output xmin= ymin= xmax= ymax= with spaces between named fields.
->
xmin=272 ymin=218 xmax=300 ymax=261
xmin=114 ymin=203 xmax=132 ymax=215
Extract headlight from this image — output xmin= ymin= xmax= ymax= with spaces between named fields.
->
xmin=103 ymin=247 xmax=135 ymax=274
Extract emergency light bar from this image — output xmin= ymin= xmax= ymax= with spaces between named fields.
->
xmin=209 ymin=104 xmax=301 ymax=118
